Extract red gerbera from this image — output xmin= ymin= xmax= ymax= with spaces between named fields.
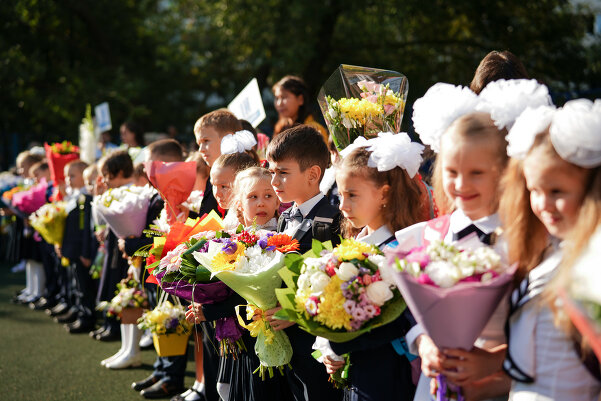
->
xmin=266 ymin=233 xmax=300 ymax=253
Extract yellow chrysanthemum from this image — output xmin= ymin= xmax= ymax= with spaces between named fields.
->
xmin=314 ymin=276 xmax=352 ymax=331
xmin=211 ymin=242 xmax=246 ymax=272
xmin=334 ymin=238 xmax=379 ymax=261
xmin=337 ymin=98 xmax=383 ymax=125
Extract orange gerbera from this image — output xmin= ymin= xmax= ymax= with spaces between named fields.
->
xmin=267 ymin=234 xmax=300 ymax=253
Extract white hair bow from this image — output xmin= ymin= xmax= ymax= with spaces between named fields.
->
xmin=412 ymin=79 xmax=552 ymax=153
xmin=508 ymin=99 xmax=601 ymax=167
xmin=340 ymin=132 xmax=424 ymax=178
xmin=220 ymin=130 xmax=257 ymax=155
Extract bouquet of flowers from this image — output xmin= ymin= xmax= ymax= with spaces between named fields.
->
xmin=44 ymin=141 xmax=79 ymax=185
xmin=317 ymin=64 xmax=408 ymax=151
xmin=29 ymin=201 xmax=67 ymax=246
xmin=385 ymin=238 xmax=515 ymax=401
xmin=560 ymin=227 xmax=601 ymax=360
xmin=96 ymin=278 xmax=149 ymax=320
xmin=92 ymin=185 xmax=156 ymax=239
xmin=11 ymin=180 xmax=48 ymax=215
xmin=197 ymin=229 xmax=300 ymax=378
xmin=138 ymin=300 xmax=192 ymax=335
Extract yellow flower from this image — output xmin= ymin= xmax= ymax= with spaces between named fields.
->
xmin=176 ymin=325 xmax=183 ymax=334
xmin=337 ymin=98 xmax=383 ymax=125
xmin=334 ymin=238 xmax=379 ymax=261
xmin=211 ymin=242 xmax=246 ymax=272
xmin=314 ymin=276 xmax=352 ymax=331
xmin=156 ymin=325 xmax=167 ymax=335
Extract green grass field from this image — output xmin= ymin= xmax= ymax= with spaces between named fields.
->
xmin=0 ymin=265 xmax=196 ymax=401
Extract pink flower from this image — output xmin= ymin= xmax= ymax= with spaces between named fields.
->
xmin=343 ymin=300 xmax=355 ymax=314
xmin=417 ymin=273 xmax=436 ymax=286
xmin=384 ymin=104 xmax=396 ymax=115
xmin=406 ymin=247 xmax=430 ymax=269
xmin=305 ymin=296 xmax=320 ymax=317
xmin=363 ymin=275 xmax=372 ymax=285
xmin=364 ymin=304 xmax=377 ymax=318
xmin=352 ymin=307 xmax=367 ymax=322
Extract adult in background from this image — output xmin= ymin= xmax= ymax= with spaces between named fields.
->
xmin=272 ymin=75 xmax=328 ymax=142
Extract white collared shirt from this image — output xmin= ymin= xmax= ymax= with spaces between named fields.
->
xmin=284 ymin=192 xmax=324 ymax=236
xmin=356 ymin=225 xmax=394 ymax=248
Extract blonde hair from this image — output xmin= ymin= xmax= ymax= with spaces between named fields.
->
xmin=432 ymin=112 xmax=509 ymax=215
xmin=338 ymin=147 xmax=429 ymax=238
xmin=194 ymin=109 xmax=242 ymax=137
xmin=232 ymin=167 xmax=279 ymax=224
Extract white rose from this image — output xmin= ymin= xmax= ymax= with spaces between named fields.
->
xmin=336 ymin=262 xmax=359 ymax=281
xmin=365 ymin=281 xmax=394 ymax=306
xmin=310 ymin=271 xmax=331 ymax=294
xmin=297 ymin=273 xmax=311 ymax=292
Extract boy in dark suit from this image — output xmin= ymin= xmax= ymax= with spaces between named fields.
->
xmin=60 ymin=160 xmax=98 ymax=333
xmin=266 ymin=124 xmax=343 ymax=401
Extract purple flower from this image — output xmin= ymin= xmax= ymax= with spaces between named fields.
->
xmin=221 ymin=239 xmax=238 ymax=255
xmin=343 ymin=300 xmax=355 ymax=314
xmin=364 ymin=304 xmax=377 ymax=318
xmin=166 ymin=318 xmax=179 ymax=329
xmin=351 ymin=307 xmax=367 ymax=321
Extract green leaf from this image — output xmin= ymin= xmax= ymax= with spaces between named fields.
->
xmin=183 ymin=239 xmax=207 ymax=255
xmin=311 ymin=239 xmax=323 ymax=256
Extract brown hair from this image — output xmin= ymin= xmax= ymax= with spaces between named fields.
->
xmin=470 ymin=51 xmax=529 ymax=94
xmin=232 ymin=167 xmax=279 ymax=224
xmin=187 ymin=151 xmax=210 ymax=179
xmin=16 ymin=151 xmax=44 ymax=176
xmin=194 ymin=109 xmax=243 ymax=137
xmin=65 ymin=160 xmax=89 ymax=176
xmin=148 ymin=138 xmax=184 ymax=161
xmin=339 ymin=147 xmax=429 ymax=238
xmin=432 ymin=112 xmax=509 ymax=215
xmin=98 ymin=150 xmax=134 ymax=179
xmin=266 ymin=124 xmax=329 ymax=180
xmin=272 ymin=75 xmax=311 ymax=136
xmin=212 ymin=152 xmax=259 ymax=174
xmin=30 ymin=161 xmax=49 ymax=176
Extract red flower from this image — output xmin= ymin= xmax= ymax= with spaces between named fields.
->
xmin=266 ymin=234 xmax=299 ymax=253
xmin=236 ymin=231 xmax=259 ymax=246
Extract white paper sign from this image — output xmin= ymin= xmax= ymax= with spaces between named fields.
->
xmin=227 ymin=78 xmax=266 ymax=128
xmin=95 ymin=102 xmax=112 ymax=132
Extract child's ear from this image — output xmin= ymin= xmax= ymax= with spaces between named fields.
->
xmin=307 ymin=165 xmax=321 ymax=184
xmin=380 ymin=184 xmax=391 ymax=206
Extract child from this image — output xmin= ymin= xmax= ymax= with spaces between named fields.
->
xmin=94 ymin=150 xmax=134 ymax=342
xmin=266 ymin=124 xmax=343 ymax=401
xmin=401 ymin=79 xmax=551 ymax=400
xmin=132 ymin=162 xmax=150 ymax=187
xmin=446 ymin=100 xmax=601 ymax=400
xmin=322 ymin=133 xmax=428 ymax=401
xmin=210 ymin=152 xmax=258 ymax=229
xmin=232 ymin=166 xmax=279 ymax=230
xmin=59 ymin=160 xmax=98 ymax=334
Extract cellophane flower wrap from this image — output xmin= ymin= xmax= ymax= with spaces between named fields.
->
xmin=29 ymin=201 xmax=67 ymax=246
xmin=12 ymin=180 xmax=49 ymax=215
xmin=138 ymin=298 xmax=192 ymax=336
xmin=92 ymin=185 xmax=156 ymax=239
xmin=561 ymin=227 xmax=601 ymax=360
xmin=198 ymin=228 xmax=300 ymax=378
xmin=275 ymin=238 xmax=406 ymax=343
xmin=144 ymin=161 xmax=197 ymax=225
xmin=384 ymin=238 xmax=515 ymax=401
xmin=44 ymin=141 xmax=80 ymax=185
xmin=151 ymin=214 xmax=246 ymax=355
xmin=317 ymin=64 xmax=408 ymax=151
xmin=96 ymin=278 xmax=149 ymax=319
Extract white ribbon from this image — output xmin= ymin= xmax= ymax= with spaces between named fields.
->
xmin=220 ymin=130 xmax=257 ymax=155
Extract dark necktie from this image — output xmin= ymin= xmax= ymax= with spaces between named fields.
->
xmin=452 ymin=224 xmax=493 ymax=245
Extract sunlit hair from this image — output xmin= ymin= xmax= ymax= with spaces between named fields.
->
xmin=65 ymin=160 xmax=89 ymax=176
xmin=470 ymin=50 xmax=529 ymax=94
xmin=232 ymin=167 xmax=279 ymax=225
xmin=194 ymin=109 xmax=242 ymax=137
xmin=98 ymin=150 xmax=133 ymax=179
xmin=338 ymin=147 xmax=429 ymax=238
xmin=432 ymin=112 xmax=509 ymax=215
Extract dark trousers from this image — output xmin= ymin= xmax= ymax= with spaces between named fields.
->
xmin=72 ymin=260 xmax=97 ymax=320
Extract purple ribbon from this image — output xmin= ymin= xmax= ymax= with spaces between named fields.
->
xmin=436 ymin=375 xmax=464 ymax=401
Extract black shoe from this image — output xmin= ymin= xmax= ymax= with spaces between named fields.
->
xmin=140 ymin=381 xmax=185 ymax=399
xmin=47 ymin=302 xmax=69 ymax=316
xmin=30 ymin=297 xmax=55 ymax=310
xmin=132 ymin=375 xmax=161 ymax=392
xmin=65 ymin=318 xmax=95 ymax=334
xmin=54 ymin=309 xmax=78 ymax=324
xmin=90 ymin=326 xmax=106 ymax=338
xmin=170 ymin=389 xmax=206 ymax=401
xmin=96 ymin=328 xmax=120 ymax=342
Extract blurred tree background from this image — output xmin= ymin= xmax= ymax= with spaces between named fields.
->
xmin=1 ymin=0 xmax=600 ymax=168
